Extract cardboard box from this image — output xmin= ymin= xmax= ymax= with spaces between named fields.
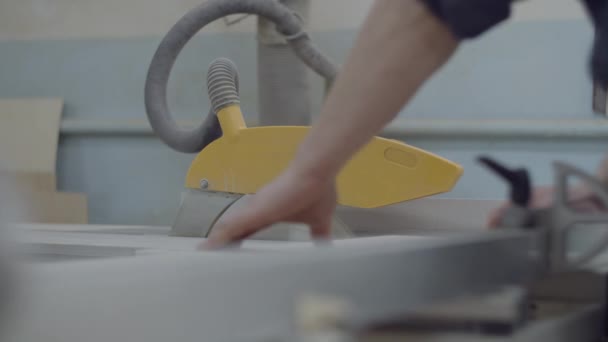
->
xmin=0 ymin=98 xmax=88 ymax=224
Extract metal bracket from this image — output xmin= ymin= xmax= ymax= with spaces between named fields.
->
xmin=544 ymin=162 xmax=608 ymax=271
xmin=171 ymin=189 xmax=242 ymax=237
xmin=479 ymin=156 xmax=608 ymax=273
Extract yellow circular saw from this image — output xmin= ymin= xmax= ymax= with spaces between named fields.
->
xmin=144 ymin=0 xmax=463 ymax=239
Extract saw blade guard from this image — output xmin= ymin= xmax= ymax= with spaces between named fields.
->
xmin=145 ymin=0 xmax=463 ymax=212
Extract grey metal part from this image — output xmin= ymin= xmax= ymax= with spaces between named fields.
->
xmin=257 ymin=38 xmax=312 ymax=126
xmin=358 ymin=303 xmax=603 ymax=342
xmin=257 ymin=0 xmax=310 ymax=45
xmin=337 ymin=199 xmax=502 ymax=236
xmin=374 ymin=287 xmax=530 ymax=335
xmin=351 ymin=266 xmax=608 ymax=337
xmin=6 ymin=232 xmax=536 ymax=342
xmin=171 ymin=189 xmax=241 ymax=237
xmin=500 ymin=206 xmax=532 ymax=229
xmin=529 ymin=270 xmax=607 ymax=303
xmin=417 ymin=288 xmax=527 ymax=324
xmin=257 ymin=0 xmax=312 ymax=126
xmin=495 ymin=160 xmax=608 ymax=273
xmin=544 ymin=161 xmax=608 ymax=271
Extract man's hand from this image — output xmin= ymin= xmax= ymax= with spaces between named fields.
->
xmin=202 ymin=0 xmax=458 ymax=248
xmin=203 ymin=167 xmax=337 ymax=248
xmin=487 ymin=185 xmax=606 ymax=228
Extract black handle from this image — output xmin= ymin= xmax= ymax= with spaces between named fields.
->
xmin=478 ymin=156 xmax=531 ymax=207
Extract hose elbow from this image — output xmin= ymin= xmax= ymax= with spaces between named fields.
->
xmin=207 ymin=58 xmax=240 ymax=113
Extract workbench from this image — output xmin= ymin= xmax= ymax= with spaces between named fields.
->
xmin=2 ymin=207 xmax=607 ymax=342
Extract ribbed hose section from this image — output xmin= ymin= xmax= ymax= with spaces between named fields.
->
xmin=258 ymin=44 xmax=310 ymax=126
xmin=144 ymin=0 xmax=338 ymax=153
xmin=207 ymin=58 xmax=240 ymax=113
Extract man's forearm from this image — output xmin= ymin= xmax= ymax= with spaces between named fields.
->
xmin=292 ymin=0 xmax=459 ymax=179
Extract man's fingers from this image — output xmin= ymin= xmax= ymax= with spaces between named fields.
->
xmin=204 ymin=212 xmax=270 ymax=249
xmin=487 ymin=205 xmax=508 ymax=228
xmin=204 ymin=208 xmax=335 ymax=249
xmin=199 ymin=172 xmax=338 ymax=249
xmin=310 ymin=218 xmax=332 ymax=241
xmin=203 ymin=194 xmax=289 ymax=248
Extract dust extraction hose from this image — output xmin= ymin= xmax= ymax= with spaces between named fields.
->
xmin=145 ymin=0 xmax=338 ymax=153
xmin=207 ymin=58 xmax=240 ymax=114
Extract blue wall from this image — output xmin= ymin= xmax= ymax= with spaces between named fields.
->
xmin=0 ymin=19 xmax=606 ymax=225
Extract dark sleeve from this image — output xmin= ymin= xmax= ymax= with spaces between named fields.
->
xmin=580 ymin=0 xmax=608 ymax=85
xmin=580 ymin=0 xmax=605 ymax=25
xmin=419 ymin=0 xmax=608 ymax=85
xmin=420 ymin=0 xmax=515 ymax=39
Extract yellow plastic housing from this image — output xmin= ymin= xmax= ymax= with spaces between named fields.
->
xmin=185 ymin=105 xmax=463 ymax=208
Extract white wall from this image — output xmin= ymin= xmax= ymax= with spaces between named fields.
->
xmin=0 ymin=0 xmax=368 ymax=39
xmin=513 ymin=0 xmax=586 ymax=21
xmin=0 ymin=0 xmax=587 ymax=40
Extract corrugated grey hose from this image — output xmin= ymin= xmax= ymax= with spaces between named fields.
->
xmin=145 ymin=0 xmax=338 ymax=153
xmin=207 ymin=58 xmax=240 ymax=114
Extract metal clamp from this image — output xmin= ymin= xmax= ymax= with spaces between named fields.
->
xmin=479 ymin=157 xmax=608 ymax=273
xmin=546 ymin=162 xmax=608 ymax=271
